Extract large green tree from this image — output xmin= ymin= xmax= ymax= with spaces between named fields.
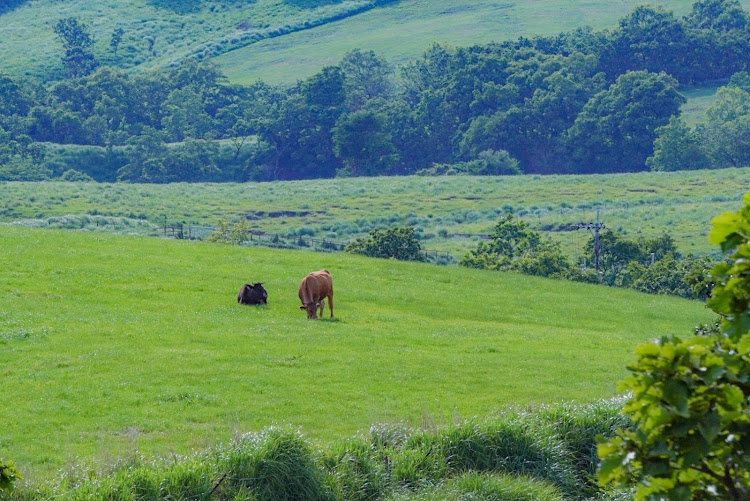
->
xmin=332 ymin=109 xmax=399 ymax=176
xmin=53 ymin=17 xmax=99 ymax=78
xmin=565 ymin=71 xmax=684 ymax=173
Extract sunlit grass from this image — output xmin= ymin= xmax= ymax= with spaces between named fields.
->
xmin=2 ymin=168 xmax=748 ymax=259
xmin=0 ymin=226 xmax=711 ymax=477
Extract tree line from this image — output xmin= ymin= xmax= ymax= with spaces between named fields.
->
xmin=2 ymin=0 xmax=750 ymax=182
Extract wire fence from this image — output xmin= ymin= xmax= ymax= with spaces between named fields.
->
xmin=169 ymin=224 xmax=456 ymax=261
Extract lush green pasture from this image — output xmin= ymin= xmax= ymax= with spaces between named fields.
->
xmin=0 ymin=0 xmax=369 ymax=81
xmin=2 ymin=168 xmax=749 ymax=259
xmin=216 ymin=0 xmax=750 ymax=85
xmin=0 ymin=226 xmax=710 ymax=477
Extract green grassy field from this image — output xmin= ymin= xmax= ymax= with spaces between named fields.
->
xmin=2 ymin=168 xmax=749 ymax=260
xmin=0 ymin=226 xmax=711 ymax=478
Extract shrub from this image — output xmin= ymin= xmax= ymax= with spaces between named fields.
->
xmin=218 ymin=427 xmax=331 ymax=501
xmin=345 ymin=227 xmax=424 ymax=261
xmin=460 ymin=215 xmax=571 ymax=277
xmin=0 ymin=458 xmax=21 ymax=493
xmin=59 ymin=169 xmax=94 ymax=182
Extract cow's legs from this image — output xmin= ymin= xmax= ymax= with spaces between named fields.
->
xmin=328 ymin=293 xmax=334 ymax=318
xmin=317 ymin=298 xmax=325 ymax=318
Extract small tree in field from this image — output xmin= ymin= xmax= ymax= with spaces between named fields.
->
xmin=598 ymin=194 xmax=750 ymax=500
xmin=345 ymin=227 xmax=423 ymax=261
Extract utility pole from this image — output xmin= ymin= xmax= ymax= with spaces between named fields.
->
xmin=574 ymin=209 xmax=605 ymax=271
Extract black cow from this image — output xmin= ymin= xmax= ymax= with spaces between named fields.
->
xmin=237 ymin=283 xmax=268 ymax=305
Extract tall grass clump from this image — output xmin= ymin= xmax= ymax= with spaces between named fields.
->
xmin=531 ymin=397 xmax=632 ymax=495
xmin=399 ymin=416 xmax=579 ymax=496
xmin=7 ymin=401 xmax=635 ymax=500
xmin=323 ymin=438 xmax=390 ymax=501
xmin=216 ymin=427 xmax=332 ymax=501
xmin=385 ymin=472 xmax=566 ymax=501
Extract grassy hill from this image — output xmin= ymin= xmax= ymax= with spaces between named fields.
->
xmin=0 ymin=226 xmax=711 ymax=476
xmin=215 ymin=0 xmax=750 ymax=85
xmin=2 ymin=0 xmax=750 ymax=84
xmin=2 ymin=168 xmax=749 ymax=259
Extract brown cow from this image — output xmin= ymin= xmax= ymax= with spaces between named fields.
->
xmin=298 ymin=269 xmax=334 ymax=319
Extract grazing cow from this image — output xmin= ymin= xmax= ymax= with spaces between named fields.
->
xmin=298 ymin=269 xmax=334 ymax=319
xmin=237 ymin=282 xmax=268 ymax=305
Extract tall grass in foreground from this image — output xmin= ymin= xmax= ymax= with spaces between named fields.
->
xmin=7 ymin=399 xmax=631 ymax=501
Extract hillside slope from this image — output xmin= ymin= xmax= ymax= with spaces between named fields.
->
xmin=3 ymin=0 xmax=750 ymax=84
xmin=216 ymin=0 xmax=750 ymax=85
xmin=2 ymin=168 xmax=749 ymax=257
xmin=0 ymin=226 xmax=711 ymax=473
xmin=0 ymin=0 xmax=384 ymax=81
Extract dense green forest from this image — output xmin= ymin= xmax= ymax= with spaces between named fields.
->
xmin=2 ymin=0 xmax=750 ymax=182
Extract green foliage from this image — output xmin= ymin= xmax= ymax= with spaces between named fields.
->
xmin=332 ymin=109 xmax=399 ymax=176
xmin=598 ymin=195 xmax=750 ymax=500
xmin=8 ymin=399 xmax=636 ymax=500
xmin=58 ymin=169 xmax=94 ymax=182
xmin=462 ymin=216 xmax=715 ymax=299
xmin=460 ymin=215 xmax=571 ymax=277
xmin=53 ymin=17 xmax=99 ymax=79
xmin=417 ymin=150 xmax=521 ymax=176
xmin=345 ymin=226 xmax=424 ymax=261
xmin=206 ymin=219 xmax=251 ymax=245
xmin=0 ymin=458 xmax=21 ymax=492
xmin=387 ymin=472 xmax=566 ymax=501
xmin=218 ymin=428 xmax=331 ymax=501
xmin=647 ymin=117 xmax=713 ymax=171
xmin=566 ymin=71 xmax=685 ymax=173
xmin=4 ymin=1 xmax=750 ymax=181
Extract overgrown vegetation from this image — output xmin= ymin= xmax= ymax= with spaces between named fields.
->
xmin=2 ymin=1 xmax=750 ymax=181
xmin=460 ymin=215 xmax=716 ymax=300
xmin=6 ymin=400 xmax=631 ymax=500
xmin=598 ymin=194 xmax=750 ymax=500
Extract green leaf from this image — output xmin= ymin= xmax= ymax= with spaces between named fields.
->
xmin=709 ymin=212 xmax=740 ymax=245
xmin=739 ymin=333 xmax=750 ymax=355
xmin=664 ymin=379 xmax=689 ymax=417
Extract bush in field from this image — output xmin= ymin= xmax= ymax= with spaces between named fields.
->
xmin=206 ymin=219 xmax=251 ymax=245
xmin=460 ymin=215 xmax=571 ymax=277
xmin=0 ymin=458 xmax=20 ymax=493
xmin=615 ymin=254 xmax=716 ymax=299
xmin=417 ymin=150 xmax=521 ymax=176
xmin=345 ymin=226 xmax=424 ymax=261
xmin=598 ymin=194 xmax=750 ymax=500
xmin=59 ymin=169 xmax=94 ymax=182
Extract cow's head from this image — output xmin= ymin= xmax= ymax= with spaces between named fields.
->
xmin=300 ymin=302 xmax=317 ymax=319
xmin=252 ymin=282 xmax=268 ymax=304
